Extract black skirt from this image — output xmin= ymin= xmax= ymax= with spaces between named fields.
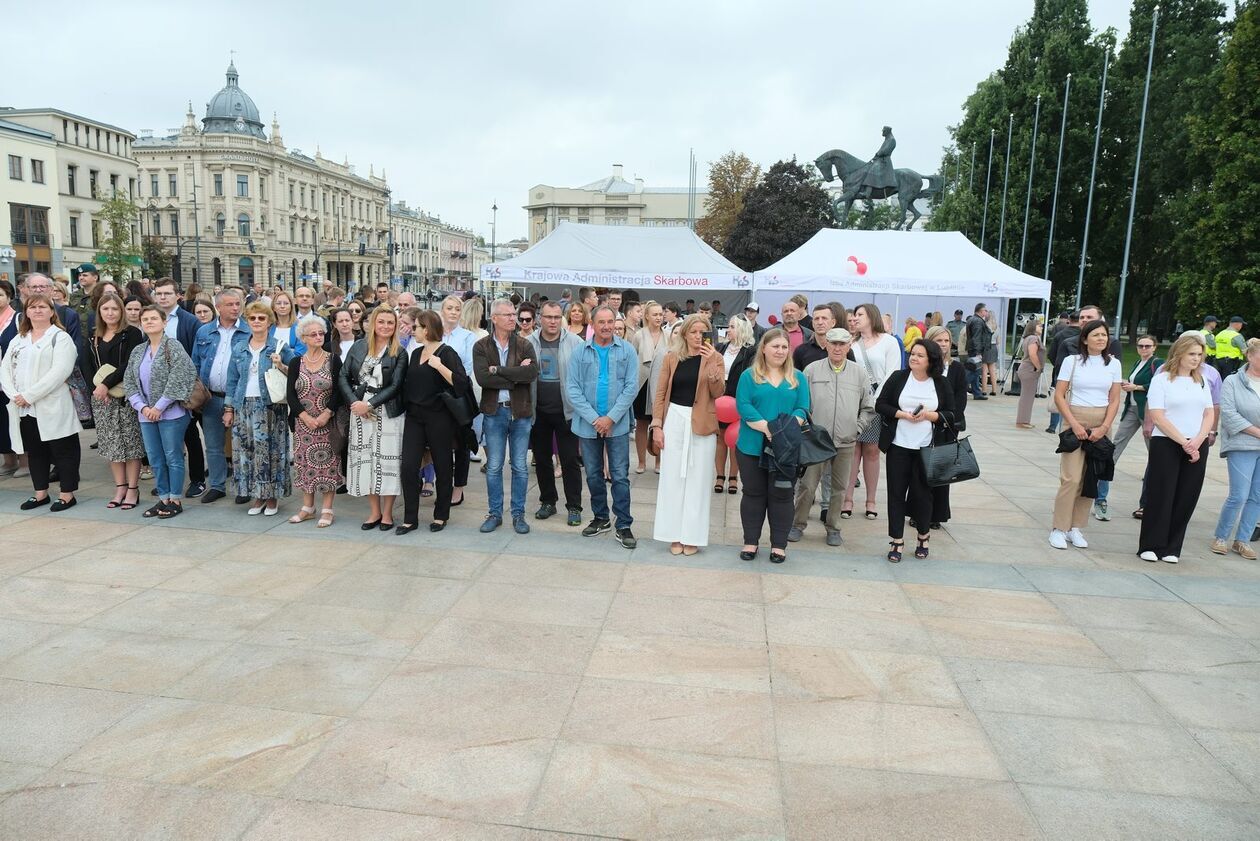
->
xmin=632 ymin=381 xmax=651 ymax=420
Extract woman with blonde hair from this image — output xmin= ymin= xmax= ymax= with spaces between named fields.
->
xmin=715 ymin=314 xmax=756 ymax=494
xmin=902 ymin=316 xmax=923 ymax=350
xmin=566 ymin=302 xmax=591 ymax=339
xmin=842 ymin=303 xmax=903 ymax=519
xmin=270 ymin=290 xmax=300 ymax=353
xmin=734 ymin=327 xmax=810 ymax=563
xmin=981 ymin=308 xmax=1001 ymax=396
xmin=338 ymin=305 xmax=407 ymax=529
xmin=650 ymin=314 xmax=726 ymax=555
xmin=1140 ymin=334 xmax=1214 ymax=563
xmin=631 ymin=301 xmax=667 ymax=473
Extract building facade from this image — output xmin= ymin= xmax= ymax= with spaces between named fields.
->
xmin=0 ymin=108 xmax=138 ymax=283
xmin=524 ymin=164 xmax=708 ymax=244
xmin=133 ymin=63 xmax=389 ymax=292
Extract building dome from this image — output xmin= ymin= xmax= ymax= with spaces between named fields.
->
xmin=202 ymin=61 xmax=266 ymax=139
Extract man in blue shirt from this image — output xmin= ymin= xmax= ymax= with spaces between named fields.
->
xmin=566 ymin=305 xmax=640 ymax=548
xmin=191 ymin=289 xmax=248 ymax=503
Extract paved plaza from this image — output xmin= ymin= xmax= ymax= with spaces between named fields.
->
xmin=0 ymin=398 xmax=1257 ymax=840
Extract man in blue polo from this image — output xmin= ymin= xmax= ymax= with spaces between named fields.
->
xmin=566 ymin=305 xmax=640 ymax=548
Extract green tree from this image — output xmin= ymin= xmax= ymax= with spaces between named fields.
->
xmin=141 ymin=236 xmax=173 ymax=278
xmin=696 ymin=151 xmax=762 ymax=254
xmin=843 ymin=199 xmax=902 ymax=230
xmin=1169 ymin=0 xmax=1259 ymax=324
xmin=94 ymin=189 xmax=140 ymax=283
xmin=724 ymin=157 xmax=837 ymax=271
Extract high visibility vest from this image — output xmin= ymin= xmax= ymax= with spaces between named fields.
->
xmin=1199 ymin=329 xmax=1217 ymax=357
xmin=1215 ymin=328 xmax=1244 ymax=360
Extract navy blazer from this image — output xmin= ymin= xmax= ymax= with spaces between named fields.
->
xmin=166 ymin=306 xmax=200 ymax=354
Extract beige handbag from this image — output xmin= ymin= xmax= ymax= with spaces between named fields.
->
xmin=263 ymin=367 xmax=288 ymax=404
xmin=89 ymin=338 xmax=127 ymax=398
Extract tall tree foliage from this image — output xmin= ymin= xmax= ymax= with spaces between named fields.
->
xmin=95 ymin=189 xmax=140 ymax=283
xmin=724 ymin=158 xmax=837 ymax=272
xmin=696 ymin=151 xmax=762 ymax=254
xmin=1170 ymin=0 xmax=1259 ymax=324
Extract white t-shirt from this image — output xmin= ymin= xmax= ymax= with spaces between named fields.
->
xmin=893 ymin=374 xmax=939 ymax=449
xmin=244 ymin=346 xmax=263 ymax=399
xmin=1058 ymin=354 xmax=1121 ymax=407
xmin=1147 ymin=374 xmax=1213 ymax=438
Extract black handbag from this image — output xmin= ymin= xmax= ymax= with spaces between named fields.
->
xmin=920 ymin=434 xmax=980 ymax=487
xmin=797 ymin=412 xmax=838 ymax=468
xmin=440 ymin=386 xmax=479 ymax=426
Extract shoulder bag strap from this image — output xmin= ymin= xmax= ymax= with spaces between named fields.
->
xmin=857 ymin=340 xmax=879 ymax=394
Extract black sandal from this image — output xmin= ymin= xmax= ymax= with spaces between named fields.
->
xmin=887 ymin=541 xmax=904 ymax=563
xmin=119 ymin=485 xmax=140 ymax=510
xmin=727 ymin=478 xmax=738 ymax=494
xmin=106 ymin=483 xmax=126 ymax=509
xmin=714 ymin=474 xmax=726 ymax=494
xmin=157 ymin=501 xmax=183 ymax=519
xmin=142 ymin=502 xmax=167 ymax=518
xmin=915 ymin=534 xmax=930 ymax=559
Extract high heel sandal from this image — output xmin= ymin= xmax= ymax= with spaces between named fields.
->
xmin=915 ymin=534 xmax=930 ymax=560
xmin=317 ymin=509 xmax=335 ymax=528
xmin=106 ymin=483 xmax=126 ymax=509
xmin=119 ymin=486 xmax=139 ymax=510
xmin=714 ymin=474 xmax=726 ymax=494
xmin=887 ymin=540 xmax=904 ymax=563
xmin=727 ymin=477 xmax=738 ymax=494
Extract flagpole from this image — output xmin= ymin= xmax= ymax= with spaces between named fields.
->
xmin=1018 ymin=94 xmax=1041 ymax=274
xmin=1076 ymin=48 xmax=1110 ymax=309
xmin=1044 ymin=73 xmax=1071 ymax=281
xmin=997 ymin=112 xmax=1014 ymax=263
xmin=1117 ymin=8 xmax=1158 ymax=330
xmin=980 ymin=128 xmax=996 ymax=250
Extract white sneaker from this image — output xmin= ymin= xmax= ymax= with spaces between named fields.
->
xmin=1161 ymin=555 xmax=1179 ymax=564
xmin=1139 ymin=550 xmax=1159 ymax=562
xmin=1048 ymin=529 xmax=1068 ymax=550
xmin=1067 ymin=528 xmax=1089 ymax=548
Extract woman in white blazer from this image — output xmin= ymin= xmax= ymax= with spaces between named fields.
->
xmin=0 ymin=293 xmax=83 ymax=511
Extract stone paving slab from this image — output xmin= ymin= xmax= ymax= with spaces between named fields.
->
xmin=0 ymin=399 xmax=1258 ymax=838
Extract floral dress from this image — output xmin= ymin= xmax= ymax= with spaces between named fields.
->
xmin=292 ymin=353 xmax=342 ymax=493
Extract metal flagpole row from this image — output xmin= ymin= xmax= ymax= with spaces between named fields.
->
xmin=997 ymin=113 xmax=1013 ymax=263
xmin=1018 ymin=95 xmax=1041 ymax=274
xmin=1076 ymin=48 xmax=1110 ymax=309
xmin=980 ymin=129 xmax=996 ymax=250
xmin=1044 ymin=73 xmax=1071 ymax=281
xmin=1117 ymin=7 xmax=1159 ymax=331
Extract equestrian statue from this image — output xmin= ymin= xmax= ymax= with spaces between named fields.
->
xmin=815 ymin=127 xmax=943 ymax=231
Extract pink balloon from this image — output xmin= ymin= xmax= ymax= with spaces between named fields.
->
xmin=724 ymin=421 xmax=741 ymax=450
xmin=714 ymin=395 xmax=739 ymax=425
xmin=847 ymin=255 xmax=858 ymax=263
xmin=768 ymin=314 xmax=779 ymax=325
xmin=856 ymin=262 xmax=868 ymax=275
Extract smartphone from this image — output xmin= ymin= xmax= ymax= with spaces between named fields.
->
xmin=912 ymin=404 xmax=924 ymax=417
xmin=704 ymin=328 xmax=717 ymax=346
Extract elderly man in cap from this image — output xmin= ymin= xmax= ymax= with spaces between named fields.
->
xmin=1215 ymin=316 xmax=1247 ymax=377
xmin=789 ymin=327 xmax=876 ymax=546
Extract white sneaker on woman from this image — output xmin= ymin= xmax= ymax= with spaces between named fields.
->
xmin=1139 ymin=550 xmax=1159 ymax=562
xmin=1048 ymin=530 xmax=1068 ymax=550
xmin=1161 ymin=555 xmax=1179 ymax=564
xmin=1067 ymin=528 xmax=1089 ymax=548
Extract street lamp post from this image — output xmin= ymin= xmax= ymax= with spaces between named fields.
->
xmin=191 ymin=173 xmax=203 ymax=286
xmin=490 ymin=200 xmax=498 ymax=298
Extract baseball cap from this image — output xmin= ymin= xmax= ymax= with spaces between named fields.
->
xmin=1204 ymin=315 xmax=1219 ymax=323
xmin=745 ymin=302 xmax=760 ymax=312
xmin=1230 ymin=315 xmax=1246 ymax=325
xmin=826 ymin=327 xmax=853 ymax=343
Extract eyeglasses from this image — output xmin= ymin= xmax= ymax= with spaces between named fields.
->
xmin=307 ymin=330 xmax=327 ymax=337
xmin=1137 ymin=343 xmax=1155 ymax=349
xmin=246 ymin=315 xmax=269 ymax=322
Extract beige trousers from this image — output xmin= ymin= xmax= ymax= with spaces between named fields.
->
xmin=1053 ymin=405 xmax=1108 ymax=531
xmin=793 ymin=446 xmax=855 ymax=532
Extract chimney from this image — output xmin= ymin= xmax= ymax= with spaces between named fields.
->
xmin=612 ymin=163 xmax=623 ymax=179
xmin=634 ymin=177 xmax=644 ymax=193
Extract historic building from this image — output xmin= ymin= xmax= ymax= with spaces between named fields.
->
xmin=133 ymin=62 xmax=389 ymax=291
xmin=0 ymin=107 xmax=138 ymax=283
xmin=524 ymin=164 xmax=708 ymax=245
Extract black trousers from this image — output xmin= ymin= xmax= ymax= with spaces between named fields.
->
xmin=402 ymin=406 xmax=456 ymax=525
xmin=1139 ymin=437 xmax=1208 ymax=557
xmin=885 ymin=444 xmax=932 ymax=541
xmin=453 ymin=425 xmax=472 ymax=488
xmin=530 ymin=408 xmax=582 ymax=511
xmin=19 ymin=416 xmax=80 ymax=494
xmin=736 ymin=450 xmax=794 ymax=549
xmin=184 ymin=413 xmax=205 ymax=484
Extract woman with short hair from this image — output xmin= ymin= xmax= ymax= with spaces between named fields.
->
xmin=123 ymin=296 xmax=145 ymax=330
xmin=83 ymin=292 xmax=144 ymax=510
xmin=1212 ymin=338 xmax=1260 ymax=560
xmin=286 ymin=315 xmax=341 ymax=528
xmin=225 ymin=301 xmax=296 ymax=517
xmin=0 ymin=293 xmax=82 ymax=511
xmin=124 ymin=304 xmax=196 ymax=518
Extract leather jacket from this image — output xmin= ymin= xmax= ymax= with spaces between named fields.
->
xmin=337 ymin=338 xmax=407 ymax=419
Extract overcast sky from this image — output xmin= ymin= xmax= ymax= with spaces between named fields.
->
xmin=8 ymin=0 xmax=1133 ymax=242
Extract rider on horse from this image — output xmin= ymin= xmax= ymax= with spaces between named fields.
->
xmin=853 ymin=126 xmax=898 ymax=200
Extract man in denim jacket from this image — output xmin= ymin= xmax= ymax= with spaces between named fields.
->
xmin=566 ymin=305 xmax=640 ymax=548
xmin=191 ymin=289 xmax=248 ymax=503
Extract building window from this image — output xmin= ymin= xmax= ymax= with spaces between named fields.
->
xmin=89 ymin=169 xmax=99 ymax=198
xmin=169 ymin=173 xmax=177 ymax=197
xmin=237 ymin=174 xmax=248 ymax=197
xmin=67 ymin=165 xmax=77 ymax=196
xmin=170 ymin=213 xmax=179 ymax=237
xmin=289 ymin=183 xmax=294 ymax=205
xmin=7 ymin=156 xmax=20 ymax=180
xmin=300 ymin=222 xmax=307 ymax=244
xmin=109 ymin=174 xmax=118 ymax=193
xmin=73 ymin=123 xmax=79 ymax=145
xmin=213 ymin=174 xmax=223 ymax=196
xmin=323 ymin=193 xmax=328 ymax=213
xmin=259 ymin=176 xmax=266 ymax=197
xmin=95 ymin=128 xmax=100 ymax=150
xmin=289 ymin=220 xmax=295 ymax=242
xmin=129 ymin=178 xmax=135 ymax=199
xmin=62 ymin=120 xmax=68 ymax=143
xmin=215 ymin=213 xmax=225 ymax=237
xmin=150 ymin=174 xmax=159 ymax=196
xmin=300 ymin=185 xmax=306 ymax=208
xmin=69 ymin=216 xmax=79 ymax=247
xmin=152 ymin=215 xmax=161 ymax=236
xmin=237 ymin=214 xmax=250 ymax=237
xmin=91 ymin=219 xmax=101 ymax=248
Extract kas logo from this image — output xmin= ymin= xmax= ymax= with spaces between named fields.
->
xmin=984 ymin=282 xmax=999 ymax=293
xmin=734 ymin=275 xmax=751 ymax=289
xmin=764 ymin=275 xmax=780 ymax=287
xmin=488 ymin=267 xmax=502 ymax=279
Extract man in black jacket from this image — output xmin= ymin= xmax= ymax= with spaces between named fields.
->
xmin=963 ymin=304 xmax=990 ymax=400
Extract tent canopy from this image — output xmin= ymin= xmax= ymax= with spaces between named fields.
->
xmin=481 ymin=222 xmax=752 ymax=292
xmin=752 ymin=229 xmax=1052 ymax=300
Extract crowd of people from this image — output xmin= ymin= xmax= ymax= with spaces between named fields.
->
xmin=0 ymin=268 xmax=1254 ymax=567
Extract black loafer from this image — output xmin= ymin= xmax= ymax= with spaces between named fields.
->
xmin=20 ymin=495 xmax=50 ymax=511
xmin=200 ymin=489 xmax=226 ymax=504
xmin=360 ymin=519 xmax=381 ymax=531
xmin=234 ymin=495 xmax=251 ymax=505
xmin=739 ymin=549 xmax=757 ymax=561
xmin=394 ymin=524 xmax=418 ymax=536
xmin=49 ymin=497 xmax=77 ymax=512
xmin=429 ymin=521 xmax=446 ymax=532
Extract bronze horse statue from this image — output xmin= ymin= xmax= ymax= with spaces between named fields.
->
xmin=815 ymin=149 xmax=943 ymax=231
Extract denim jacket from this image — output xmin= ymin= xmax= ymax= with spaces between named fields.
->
xmin=224 ymin=335 xmax=296 ymax=410
xmin=192 ymin=318 xmax=249 ymax=386
xmin=565 ymin=336 xmax=639 ymax=439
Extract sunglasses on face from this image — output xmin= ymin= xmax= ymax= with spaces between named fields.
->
xmin=247 ymin=315 xmax=269 ymax=322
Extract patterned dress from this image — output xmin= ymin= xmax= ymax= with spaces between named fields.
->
xmin=292 ymin=353 xmax=342 ymax=493
xmin=346 ymin=354 xmax=403 ymax=497
xmin=232 ymin=351 xmax=292 ymax=500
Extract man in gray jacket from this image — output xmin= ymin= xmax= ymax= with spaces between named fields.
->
xmin=527 ymin=301 xmax=585 ymax=526
xmin=789 ymin=328 xmax=876 ymax=546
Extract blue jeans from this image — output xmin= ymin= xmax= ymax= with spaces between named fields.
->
xmin=1215 ymin=450 xmax=1260 ymax=542
xmin=140 ymin=414 xmax=191 ymax=500
xmin=580 ymin=433 xmax=632 ymax=529
xmin=483 ymin=405 xmax=533 ymax=519
xmin=966 ymin=365 xmax=983 ymax=398
xmin=201 ymin=394 xmax=228 ymax=492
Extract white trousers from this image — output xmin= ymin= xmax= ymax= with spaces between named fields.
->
xmin=653 ymin=404 xmax=717 ymax=546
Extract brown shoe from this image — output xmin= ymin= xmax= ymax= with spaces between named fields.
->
xmin=1231 ymin=541 xmax=1257 ymax=560
xmin=1210 ymin=538 xmax=1229 ymax=555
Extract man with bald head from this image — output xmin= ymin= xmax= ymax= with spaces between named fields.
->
xmin=20 ymin=273 xmax=81 ymax=348
xmin=396 ymin=291 xmax=417 ymax=309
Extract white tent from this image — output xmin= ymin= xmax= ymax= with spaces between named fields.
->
xmin=481 ymin=222 xmax=752 ymax=296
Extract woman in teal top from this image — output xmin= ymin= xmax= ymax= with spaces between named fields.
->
xmin=734 ymin=328 xmax=810 ymax=564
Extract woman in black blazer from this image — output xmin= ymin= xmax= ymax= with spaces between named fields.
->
xmin=715 ymin=316 xmax=758 ymax=494
xmin=876 ymin=339 xmax=956 ymax=562
xmin=925 ymin=326 xmax=967 ymax=528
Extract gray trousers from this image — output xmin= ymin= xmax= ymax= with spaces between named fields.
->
xmin=793 ymin=446 xmax=855 ymax=531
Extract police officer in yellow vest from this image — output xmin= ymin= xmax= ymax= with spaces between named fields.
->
xmin=1199 ymin=315 xmax=1219 ymax=371
xmin=1215 ymin=316 xmax=1247 ymax=376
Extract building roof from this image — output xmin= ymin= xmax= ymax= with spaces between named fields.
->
xmin=0 ymin=118 xmax=54 ymax=142
xmin=0 ymin=107 xmax=135 ymax=138
xmin=202 ymin=61 xmax=266 ymax=140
